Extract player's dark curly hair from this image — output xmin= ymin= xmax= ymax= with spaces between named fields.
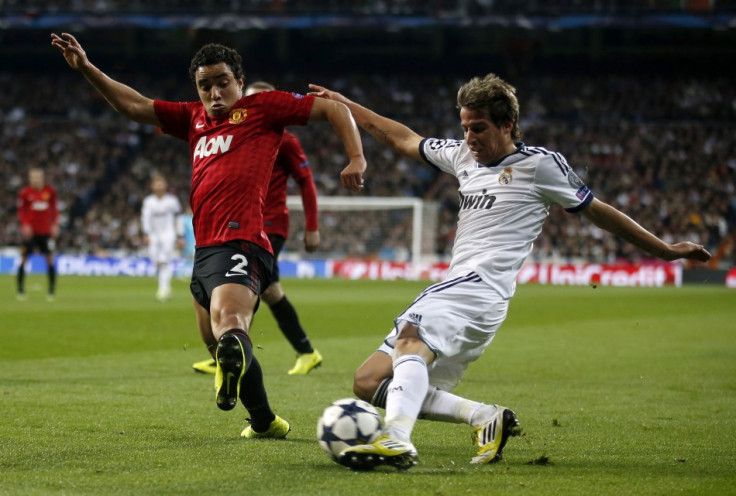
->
xmin=457 ymin=73 xmax=522 ymax=142
xmin=188 ymin=43 xmax=244 ymax=83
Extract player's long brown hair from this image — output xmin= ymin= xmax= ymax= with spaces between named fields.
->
xmin=457 ymin=74 xmax=522 ymax=142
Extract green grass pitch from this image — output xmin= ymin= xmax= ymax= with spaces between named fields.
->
xmin=0 ymin=275 xmax=734 ymax=495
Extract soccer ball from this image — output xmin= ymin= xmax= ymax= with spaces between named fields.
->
xmin=317 ymin=398 xmax=384 ymax=461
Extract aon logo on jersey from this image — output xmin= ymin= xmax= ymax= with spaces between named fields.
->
xmin=193 ymin=135 xmax=233 ymax=161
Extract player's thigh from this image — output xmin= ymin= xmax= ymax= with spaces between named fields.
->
xmin=266 ymin=234 xmax=285 ymax=283
xmin=210 ymin=283 xmax=260 ymax=338
xmin=161 ymin=235 xmax=177 ymax=260
xmin=189 ymin=241 xmax=274 ymax=335
xmin=394 ymin=275 xmax=508 ymax=358
xmin=150 ymin=235 xmax=175 ymax=263
xmin=261 ymin=281 xmax=284 ymax=305
xmin=35 ymin=235 xmax=53 ymax=255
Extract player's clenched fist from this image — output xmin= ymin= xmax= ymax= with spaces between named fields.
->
xmin=340 ymin=158 xmax=367 ymax=192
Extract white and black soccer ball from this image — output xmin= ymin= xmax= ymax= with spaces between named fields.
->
xmin=317 ymin=398 xmax=384 ymax=461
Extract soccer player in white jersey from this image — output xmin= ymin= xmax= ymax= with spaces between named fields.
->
xmin=309 ymin=75 xmax=711 ymax=471
xmin=141 ymin=174 xmax=183 ymax=301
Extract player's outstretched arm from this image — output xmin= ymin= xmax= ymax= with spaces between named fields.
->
xmin=50 ymin=33 xmax=160 ymax=126
xmin=308 ymin=97 xmax=367 ymax=192
xmin=581 ymin=198 xmax=711 ymax=262
xmin=309 ymin=84 xmax=424 ymax=162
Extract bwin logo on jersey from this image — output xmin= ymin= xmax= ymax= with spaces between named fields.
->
xmin=193 ymin=135 xmax=233 ymax=161
xmin=458 ymin=190 xmax=496 ymax=210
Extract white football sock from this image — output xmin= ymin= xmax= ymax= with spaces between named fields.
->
xmin=158 ymin=263 xmax=172 ymax=294
xmin=421 ymin=386 xmax=498 ymax=426
xmin=384 ymin=354 xmax=428 ymax=443
xmin=374 ymin=378 xmax=498 ymax=427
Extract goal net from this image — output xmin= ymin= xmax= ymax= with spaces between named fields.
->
xmin=284 ymin=196 xmax=439 ymax=263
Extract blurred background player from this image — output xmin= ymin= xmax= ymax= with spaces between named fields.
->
xmin=141 ymin=174 xmax=183 ymax=302
xmin=193 ymin=81 xmax=323 ymax=376
xmin=177 ymin=205 xmax=195 ymax=279
xmin=16 ymin=167 xmax=59 ymax=301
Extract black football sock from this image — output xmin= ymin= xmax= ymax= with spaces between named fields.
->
xmin=17 ymin=264 xmax=25 ymax=293
xmin=238 ymin=355 xmax=276 ymax=432
xmin=268 ymin=296 xmax=314 ymax=354
xmin=222 ymin=329 xmax=254 ymax=372
xmin=371 ymin=378 xmax=392 ymax=409
xmin=48 ymin=265 xmax=56 ymax=295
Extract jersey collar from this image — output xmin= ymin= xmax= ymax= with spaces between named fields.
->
xmin=476 ymin=142 xmax=526 ymax=168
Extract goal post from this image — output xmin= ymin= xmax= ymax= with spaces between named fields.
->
xmin=285 ymin=196 xmax=438 ymax=263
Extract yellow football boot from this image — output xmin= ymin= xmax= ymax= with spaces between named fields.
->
xmin=287 ymin=350 xmax=323 ymax=375
xmin=241 ymin=415 xmax=291 ymax=439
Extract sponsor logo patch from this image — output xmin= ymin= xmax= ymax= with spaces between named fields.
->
xmin=568 ymin=171 xmax=589 ymax=199
xmin=458 ymin=190 xmax=496 ymax=210
xmin=576 ymin=185 xmax=590 ymax=200
xmin=193 ymin=135 xmax=233 ymax=160
xmin=568 ymin=170 xmax=584 ymax=189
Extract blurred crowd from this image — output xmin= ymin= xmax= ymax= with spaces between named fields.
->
xmin=3 ymin=0 xmax=733 ymax=15
xmin=1 ymin=69 xmax=734 ymax=267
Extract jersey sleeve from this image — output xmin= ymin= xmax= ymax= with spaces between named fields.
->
xmin=153 ymin=100 xmax=195 ymax=141
xmin=297 ymin=176 xmax=318 ymax=231
xmin=141 ymin=197 xmax=152 ymax=235
xmin=533 ymin=152 xmax=594 ymax=212
xmin=281 ymin=133 xmax=311 ymax=182
xmin=173 ymin=197 xmax=184 ymax=236
xmin=49 ymin=187 xmax=59 ymax=226
xmin=258 ymin=91 xmax=315 ymax=129
xmin=418 ymin=138 xmax=465 ymax=176
xmin=177 ymin=213 xmax=188 ymax=237
xmin=282 ymin=134 xmax=318 ymax=231
xmin=17 ymin=190 xmax=30 ymax=225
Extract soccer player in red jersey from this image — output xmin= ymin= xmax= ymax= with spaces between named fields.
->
xmin=193 ymin=81 xmax=324 ymax=376
xmin=51 ymin=33 xmax=366 ymax=438
xmin=16 ymin=167 xmax=59 ymax=301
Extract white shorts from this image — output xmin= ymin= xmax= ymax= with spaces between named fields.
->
xmin=378 ymin=272 xmax=509 ymax=392
xmin=148 ymin=234 xmax=177 ymax=264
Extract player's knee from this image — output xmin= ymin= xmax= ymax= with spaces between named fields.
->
xmin=353 ymin=367 xmax=381 ymax=403
xmin=212 ymin=306 xmax=248 ymax=335
xmin=261 ymin=282 xmax=284 ymax=306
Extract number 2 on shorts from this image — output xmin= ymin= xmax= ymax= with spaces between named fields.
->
xmin=225 ymin=254 xmax=249 ymax=277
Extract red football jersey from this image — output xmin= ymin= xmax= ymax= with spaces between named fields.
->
xmin=154 ymin=91 xmax=315 ymax=252
xmin=263 ymin=130 xmax=318 ymax=238
xmin=17 ymin=184 xmax=58 ymax=235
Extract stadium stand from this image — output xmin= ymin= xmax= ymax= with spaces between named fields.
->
xmin=2 ymin=0 xmax=735 ymax=15
xmin=1 ymin=69 xmax=733 ymax=266
xmin=1 ymin=1 xmax=734 ymax=267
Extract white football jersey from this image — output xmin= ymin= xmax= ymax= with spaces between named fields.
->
xmin=420 ymin=139 xmax=593 ymax=298
xmin=141 ymin=193 xmax=182 ymax=238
